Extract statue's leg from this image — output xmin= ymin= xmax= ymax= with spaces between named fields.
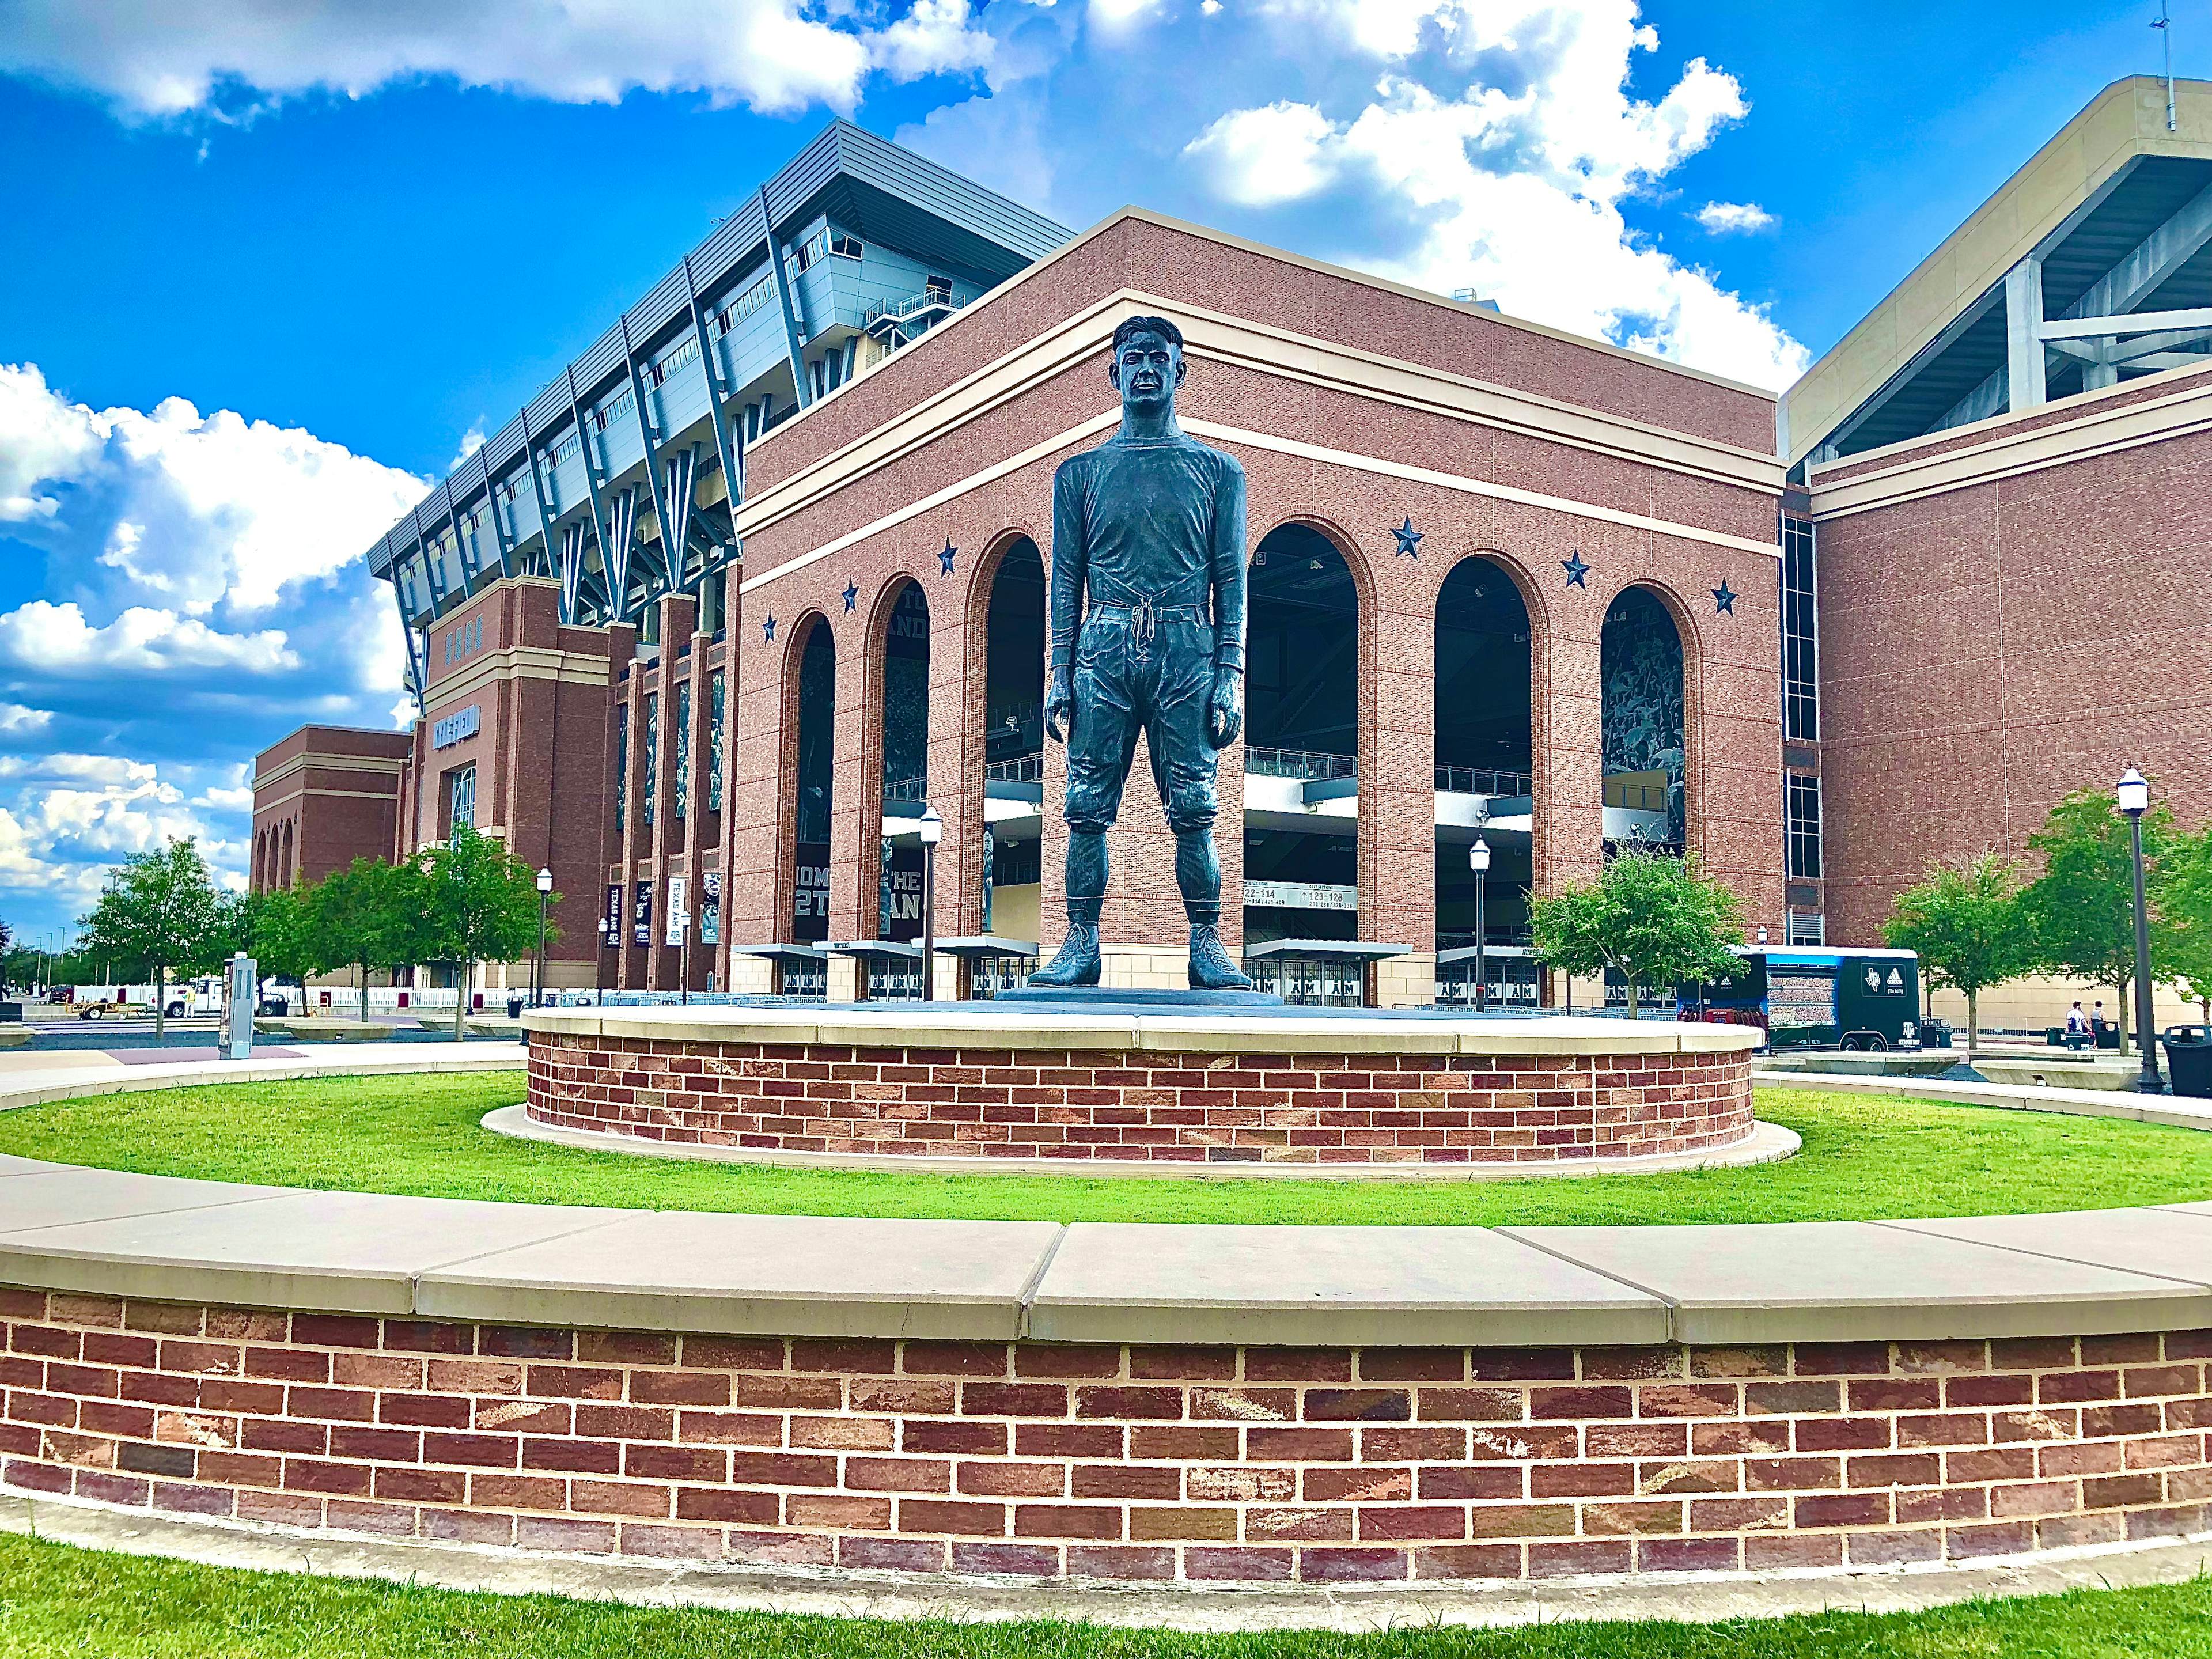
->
xmin=1028 ymin=620 xmax=1133 ymax=988
xmin=1152 ymin=619 xmax=1252 ymax=991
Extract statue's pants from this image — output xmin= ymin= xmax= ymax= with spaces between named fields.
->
xmin=1062 ymin=608 xmax=1220 ymax=836
xmin=1060 ymin=607 xmax=1225 ymax=926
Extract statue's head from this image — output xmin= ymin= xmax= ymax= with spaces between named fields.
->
xmin=1108 ymin=315 xmax=1185 ymax=416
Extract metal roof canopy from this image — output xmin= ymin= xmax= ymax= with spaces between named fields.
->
xmin=366 ymin=120 xmax=1069 ymax=581
xmin=1819 ymin=153 xmax=2212 ymax=459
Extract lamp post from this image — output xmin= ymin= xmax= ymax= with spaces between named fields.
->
xmin=2117 ymin=769 xmax=2163 ymax=1093
xmin=1468 ymin=837 xmax=1491 ymax=1011
xmin=916 ymin=805 xmax=942 ymax=1002
xmin=532 ymin=868 xmax=553 ymax=1009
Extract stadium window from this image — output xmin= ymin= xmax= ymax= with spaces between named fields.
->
xmin=831 ymin=231 xmax=862 ymax=259
xmin=1781 ymin=514 xmax=1818 ymax=742
xmin=443 ymin=764 xmax=476 ymax=839
xmin=1786 ymin=772 xmax=1822 ymax=880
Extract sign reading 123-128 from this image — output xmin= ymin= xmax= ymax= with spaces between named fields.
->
xmin=432 ymin=704 xmax=481 ymax=749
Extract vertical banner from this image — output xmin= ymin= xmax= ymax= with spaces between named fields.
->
xmin=603 ymin=884 xmax=622 ymax=945
xmin=793 ymin=842 xmax=830 ymax=941
xmin=632 ymin=880 xmax=653 ymax=947
xmin=700 ymin=873 xmax=722 ymax=945
xmin=666 ymin=876 xmax=688 ymax=946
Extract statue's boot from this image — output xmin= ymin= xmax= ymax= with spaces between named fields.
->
xmin=1187 ymin=922 xmax=1253 ymax=991
xmin=1029 ymin=923 xmax=1102 ymax=988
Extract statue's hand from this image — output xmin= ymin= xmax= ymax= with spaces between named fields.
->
xmin=1044 ymin=666 xmax=1075 ymax=745
xmin=1206 ymin=666 xmax=1243 ymax=750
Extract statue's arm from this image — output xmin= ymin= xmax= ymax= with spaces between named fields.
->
xmin=1048 ymin=460 xmax=1088 ymax=672
xmin=1044 ymin=460 xmax=1086 ymax=744
xmin=1210 ymin=455 xmax=1247 ymax=675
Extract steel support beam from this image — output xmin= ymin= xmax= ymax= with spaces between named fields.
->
xmin=518 ymin=406 xmax=567 ymax=603
xmin=2039 ymin=305 xmax=2212 ymax=340
xmin=761 ymin=186 xmax=812 ymax=410
xmin=2005 ymin=256 xmax=2047 ymax=413
xmin=479 ymin=453 xmax=518 ymax=581
xmin=620 ymin=313 xmax=681 ymax=607
xmin=681 ymin=252 xmax=745 ymax=527
xmin=565 ymin=367 xmax=620 ymax=626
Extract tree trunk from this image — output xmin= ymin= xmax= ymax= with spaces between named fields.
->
xmin=153 ymin=965 xmax=166 ymax=1040
xmin=1965 ymin=989 xmax=1979 ymax=1054
xmin=1624 ymin=976 xmax=1639 ymax=1021
xmin=2118 ymin=976 xmax=2133 ymax=1058
xmin=453 ymin=962 xmax=470 ymax=1041
xmin=359 ymin=961 xmax=371 ymax=1024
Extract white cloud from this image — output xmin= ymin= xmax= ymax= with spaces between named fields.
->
xmin=1174 ymin=5 xmax=1804 ymax=387
xmin=452 ymin=426 xmax=486 ymax=468
xmin=0 ymin=363 xmax=102 ymax=521
xmin=1696 ymin=200 xmax=1774 ymax=234
xmin=0 ymin=704 xmax=51 ymax=734
xmin=0 ymin=601 xmax=297 ymax=677
xmin=1186 ymin=102 xmax=1339 ymax=206
xmin=0 ymin=0 xmax=991 ymax=120
xmin=873 ymin=0 xmax=995 ymax=80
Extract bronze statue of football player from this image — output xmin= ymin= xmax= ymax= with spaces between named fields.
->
xmin=1029 ymin=315 xmax=1252 ymax=991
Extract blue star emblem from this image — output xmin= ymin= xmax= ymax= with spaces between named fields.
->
xmin=1390 ymin=516 xmax=1423 ymax=558
xmin=1561 ymin=551 xmax=1590 ymax=588
xmin=938 ymin=539 xmax=957 ymax=575
xmin=762 ymin=614 xmax=776 ymax=642
xmin=842 ymin=579 xmax=858 ymax=612
xmin=1712 ymin=580 xmax=1737 ymax=615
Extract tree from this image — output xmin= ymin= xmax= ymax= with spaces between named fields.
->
xmin=2018 ymin=786 xmax=2177 ymax=1056
xmin=77 ymin=839 xmax=224 ymax=1039
xmin=1528 ymin=850 xmax=1745 ymax=1018
xmin=1881 ymin=851 xmax=2035 ymax=1052
xmin=2160 ymin=825 xmax=2212 ymax=1025
xmin=415 ymin=826 xmax=556 ymax=1039
xmin=304 ymin=858 xmax=427 ymax=1022
xmin=0 ymin=918 xmax=12 ymax=995
xmin=218 ymin=887 xmax=315 ymax=1012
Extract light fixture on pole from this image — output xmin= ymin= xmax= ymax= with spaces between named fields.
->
xmin=916 ymin=805 xmax=943 ymax=1002
xmin=533 ymin=868 xmax=554 ymax=1010
xmin=1756 ymin=925 xmax=1769 ymax=947
xmin=2116 ymin=769 xmax=2163 ymax=1093
xmin=1468 ymin=836 xmax=1491 ymax=1012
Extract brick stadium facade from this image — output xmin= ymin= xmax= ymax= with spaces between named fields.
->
xmin=8 ymin=1287 xmax=2211 ymax=1585
xmin=253 ymin=80 xmax=2212 ymax=1011
xmin=522 ymin=1029 xmax=1756 ymax=1166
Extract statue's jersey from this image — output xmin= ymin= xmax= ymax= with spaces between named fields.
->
xmin=1048 ymin=431 xmax=1247 ymax=673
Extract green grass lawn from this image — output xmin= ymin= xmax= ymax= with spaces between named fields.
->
xmin=2 ymin=1531 xmax=2210 ymax=1656
xmin=0 ymin=1074 xmax=2207 ymax=1226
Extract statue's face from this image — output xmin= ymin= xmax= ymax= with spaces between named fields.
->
xmin=1109 ymin=329 xmax=1183 ymax=414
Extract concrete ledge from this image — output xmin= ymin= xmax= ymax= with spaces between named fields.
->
xmin=526 ymin=1003 xmax=1764 ymax=1058
xmin=484 ymin=1104 xmax=1802 ymax=1183
xmin=1755 ymin=1066 xmax=2212 ymax=1131
xmin=0 ymin=1043 xmax=524 ymax=1119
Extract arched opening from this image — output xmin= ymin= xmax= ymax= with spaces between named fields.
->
xmin=1243 ymin=522 xmax=1360 ymax=999
xmin=1434 ymin=556 xmax=1537 ymax=1007
xmin=978 ymin=538 xmax=1044 ymax=984
xmin=251 ymin=829 xmax=267 ymax=893
xmin=1600 ymin=586 xmax=1687 ymax=858
xmin=873 ymin=581 xmax=930 ymax=997
xmin=784 ymin=617 xmax=836 ymax=994
xmin=281 ymin=820 xmax=296 ymax=888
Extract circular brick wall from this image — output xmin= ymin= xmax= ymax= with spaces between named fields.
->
xmin=6 ymin=1289 xmax=2209 ymax=1586
xmin=524 ymin=1033 xmax=1756 ymax=1165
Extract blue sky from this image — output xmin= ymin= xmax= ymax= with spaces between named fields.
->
xmin=0 ymin=0 xmax=2189 ymax=942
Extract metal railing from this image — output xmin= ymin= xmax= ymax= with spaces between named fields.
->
xmin=883 ymin=775 xmax=928 ymax=804
xmin=1435 ymin=764 xmax=1533 ymax=797
xmin=1245 ymin=746 xmax=1357 ymax=782
xmin=986 ymin=753 xmax=1043 ymax=783
xmin=863 ymin=287 xmax=963 ymax=335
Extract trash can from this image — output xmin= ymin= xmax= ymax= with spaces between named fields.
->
xmin=506 ymin=994 xmax=525 ymax=1020
xmin=2164 ymin=1033 xmax=2212 ymax=1099
xmin=1918 ymin=1018 xmax=1953 ymax=1050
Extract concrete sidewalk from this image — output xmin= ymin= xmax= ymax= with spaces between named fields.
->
xmin=0 ymin=1041 xmax=523 ymax=1113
